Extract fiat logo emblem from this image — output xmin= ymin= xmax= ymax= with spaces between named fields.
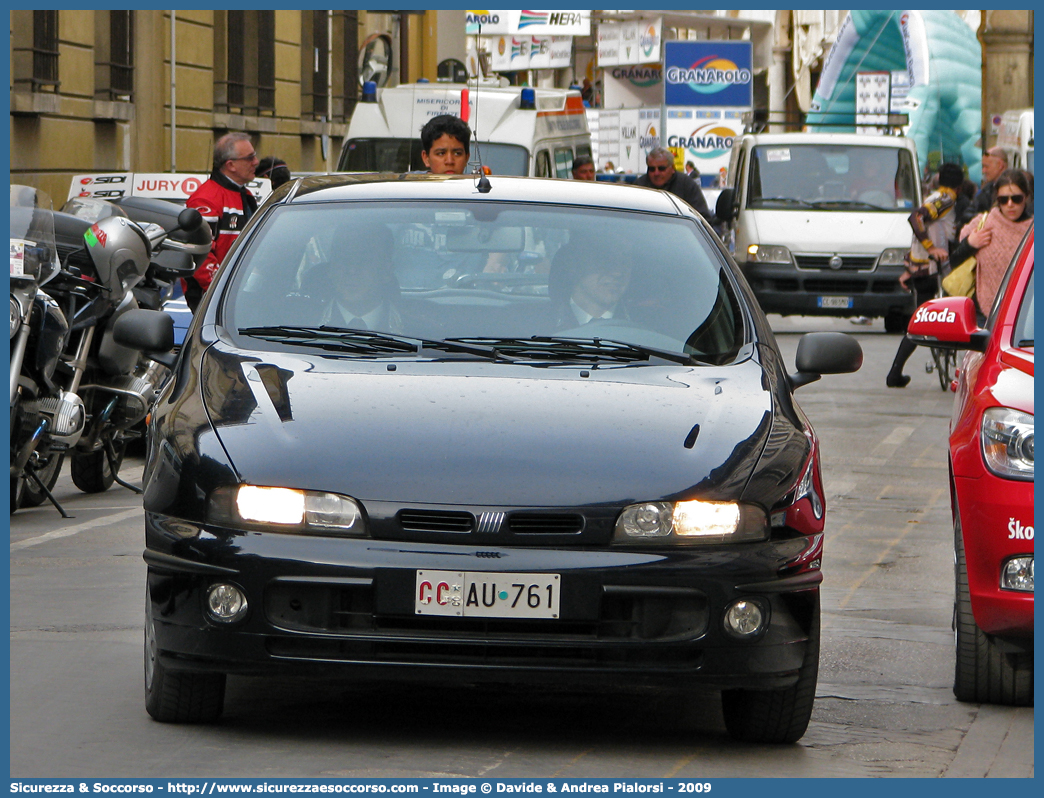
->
xmin=828 ymin=255 xmax=843 ymax=270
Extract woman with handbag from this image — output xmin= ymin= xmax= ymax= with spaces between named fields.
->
xmin=951 ymin=169 xmax=1033 ymax=323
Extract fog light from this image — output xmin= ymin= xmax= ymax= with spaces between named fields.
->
xmin=723 ymin=599 xmax=766 ymax=638
xmin=1001 ymin=557 xmax=1034 ymax=592
xmin=206 ymin=583 xmax=248 ymax=623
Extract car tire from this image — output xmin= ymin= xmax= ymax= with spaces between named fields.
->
xmin=71 ymin=440 xmax=125 ymax=494
xmin=884 ymin=311 xmax=910 ymax=334
xmin=953 ymin=515 xmax=1033 ymax=705
xmin=20 ymin=452 xmax=65 ymax=508
xmin=145 ymin=585 xmax=226 ymax=723
xmin=720 ymin=600 xmax=819 ymax=743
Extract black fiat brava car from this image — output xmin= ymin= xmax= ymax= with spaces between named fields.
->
xmin=116 ymin=174 xmax=862 ymax=743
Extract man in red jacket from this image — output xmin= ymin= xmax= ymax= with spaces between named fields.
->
xmin=184 ymin=132 xmax=259 ymax=310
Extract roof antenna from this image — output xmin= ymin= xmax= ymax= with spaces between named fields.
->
xmin=468 ymin=31 xmax=492 ymax=194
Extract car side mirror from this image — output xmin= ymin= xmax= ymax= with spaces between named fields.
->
xmin=715 ymin=188 xmax=736 ymax=223
xmin=906 ymin=296 xmax=989 ymax=353
xmin=789 ymin=332 xmax=863 ymax=390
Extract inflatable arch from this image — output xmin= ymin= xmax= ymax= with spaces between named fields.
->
xmin=806 ymin=10 xmax=983 ymax=182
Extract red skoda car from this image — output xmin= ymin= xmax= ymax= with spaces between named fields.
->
xmin=908 ymin=227 xmax=1033 ymax=706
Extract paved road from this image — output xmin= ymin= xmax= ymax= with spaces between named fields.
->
xmin=9 ymin=316 xmax=1033 ymax=778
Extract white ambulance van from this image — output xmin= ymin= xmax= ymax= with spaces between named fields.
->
xmin=996 ymin=108 xmax=1033 ymax=174
xmin=338 ymin=82 xmax=592 ymax=178
xmin=715 ymin=131 xmax=923 ymax=332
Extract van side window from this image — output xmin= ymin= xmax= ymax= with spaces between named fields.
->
xmin=576 ymin=143 xmax=592 ymax=161
xmin=536 ymin=150 xmax=552 ymax=178
xmin=554 ymin=148 xmax=574 ymax=178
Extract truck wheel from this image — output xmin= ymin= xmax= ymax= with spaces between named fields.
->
xmin=70 ymin=441 xmax=125 ymax=494
xmin=20 ymin=452 xmax=65 ymax=508
xmin=145 ymin=585 xmax=226 ymax=723
xmin=953 ymin=516 xmax=1033 ymax=705
xmin=720 ymin=601 xmax=819 ymax=743
xmin=884 ymin=311 xmax=910 ymax=334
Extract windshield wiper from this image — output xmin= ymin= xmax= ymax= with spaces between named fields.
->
xmin=447 ymin=336 xmax=696 ymax=366
xmin=238 ymin=325 xmax=420 ymax=356
xmin=809 ymin=199 xmax=887 ymax=210
xmin=237 ymin=325 xmax=513 ymax=361
xmin=750 ymin=197 xmax=815 ymax=208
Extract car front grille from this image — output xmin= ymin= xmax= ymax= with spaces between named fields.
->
xmin=263 ymin=579 xmax=709 ymax=669
xmin=398 ymin=509 xmax=474 ymax=533
xmin=508 ymin=513 xmax=584 ymax=534
xmin=266 ymin=637 xmax=703 ymax=670
xmin=794 ymin=254 xmax=877 ymax=271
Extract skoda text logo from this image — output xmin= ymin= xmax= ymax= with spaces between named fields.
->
xmin=913 ymin=307 xmax=957 ymax=324
xmin=666 ymin=56 xmax=752 ymax=95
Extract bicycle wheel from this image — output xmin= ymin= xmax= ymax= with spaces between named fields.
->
xmin=928 ymin=346 xmax=958 ymax=390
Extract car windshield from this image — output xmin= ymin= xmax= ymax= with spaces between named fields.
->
xmin=747 ymin=144 xmax=919 ymax=210
xmin=222 ymin=201 xmax=748 ymax=364
xmin=339 ymin=139 xmax=530 ymax=177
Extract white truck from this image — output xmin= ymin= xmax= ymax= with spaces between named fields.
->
xmin=996 ymin=108 xmax=1033 ymax=174
xmin=715 ymin=131 xmax=923 ymax=332
xmin=337 ymin=82 xmax=592 ymax=178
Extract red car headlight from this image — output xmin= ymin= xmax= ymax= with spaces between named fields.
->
xmin=982 ymin=407 xmax=1034 ymax=480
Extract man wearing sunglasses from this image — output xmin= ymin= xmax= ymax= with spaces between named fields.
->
xmin=185 ymin=132 xmax=261 ymax=310
xmin=635 ymin=147 xmax=717 ymax=232
xmin=959 ymin=146 xmax=1009 ymax=227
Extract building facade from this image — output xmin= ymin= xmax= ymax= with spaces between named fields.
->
xmin=9 ymin=9 xmax=448 ymax=201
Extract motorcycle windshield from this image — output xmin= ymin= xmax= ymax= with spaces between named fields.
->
xmin=10 ymin=185 xmax=60 ymax=287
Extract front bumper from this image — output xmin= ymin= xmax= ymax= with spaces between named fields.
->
xmin=145 ymin=513 xmax=821 ymax=690
xmin=955 ymin=474 xmax=1034 ymax=642
xmin=741 ymin=261 xmax=914 ymax=318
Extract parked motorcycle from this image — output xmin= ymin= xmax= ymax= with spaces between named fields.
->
xmin=16 ymin=196 xmax=210 ymax=513
xmin=10 ymin=186 xmax=82 ymax=513
xmin=63 ymin=195 xmax=199 ymax=348
xmin=69 ymin=204 xmax=209 ymax=497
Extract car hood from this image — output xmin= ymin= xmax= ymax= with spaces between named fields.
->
xmin=201 ymin=343 xmax=775 ymax=507
xmin=744 ymin=209 xmax=910 ymax=252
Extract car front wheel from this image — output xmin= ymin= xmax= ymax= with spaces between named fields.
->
xmin=953 ymin=514 xmax=1033 ymax=705
xmin=145 ymin=584 xmax=226 ymax=723
xmin=720 ymin=601 xmax=819 ymax=743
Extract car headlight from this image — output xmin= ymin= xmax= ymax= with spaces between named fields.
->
xmin=613 ymin=500 xmax=767 ymax=545
xmin=746 ymin=244 xmax=792 ymax=265
xmin=981 ymin=407 xmax=1034 ymax=480
xmin=878 ymin=248 xmax=908 ymax=267
xmin=207 ymin=484 xmax=368 ymax=536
